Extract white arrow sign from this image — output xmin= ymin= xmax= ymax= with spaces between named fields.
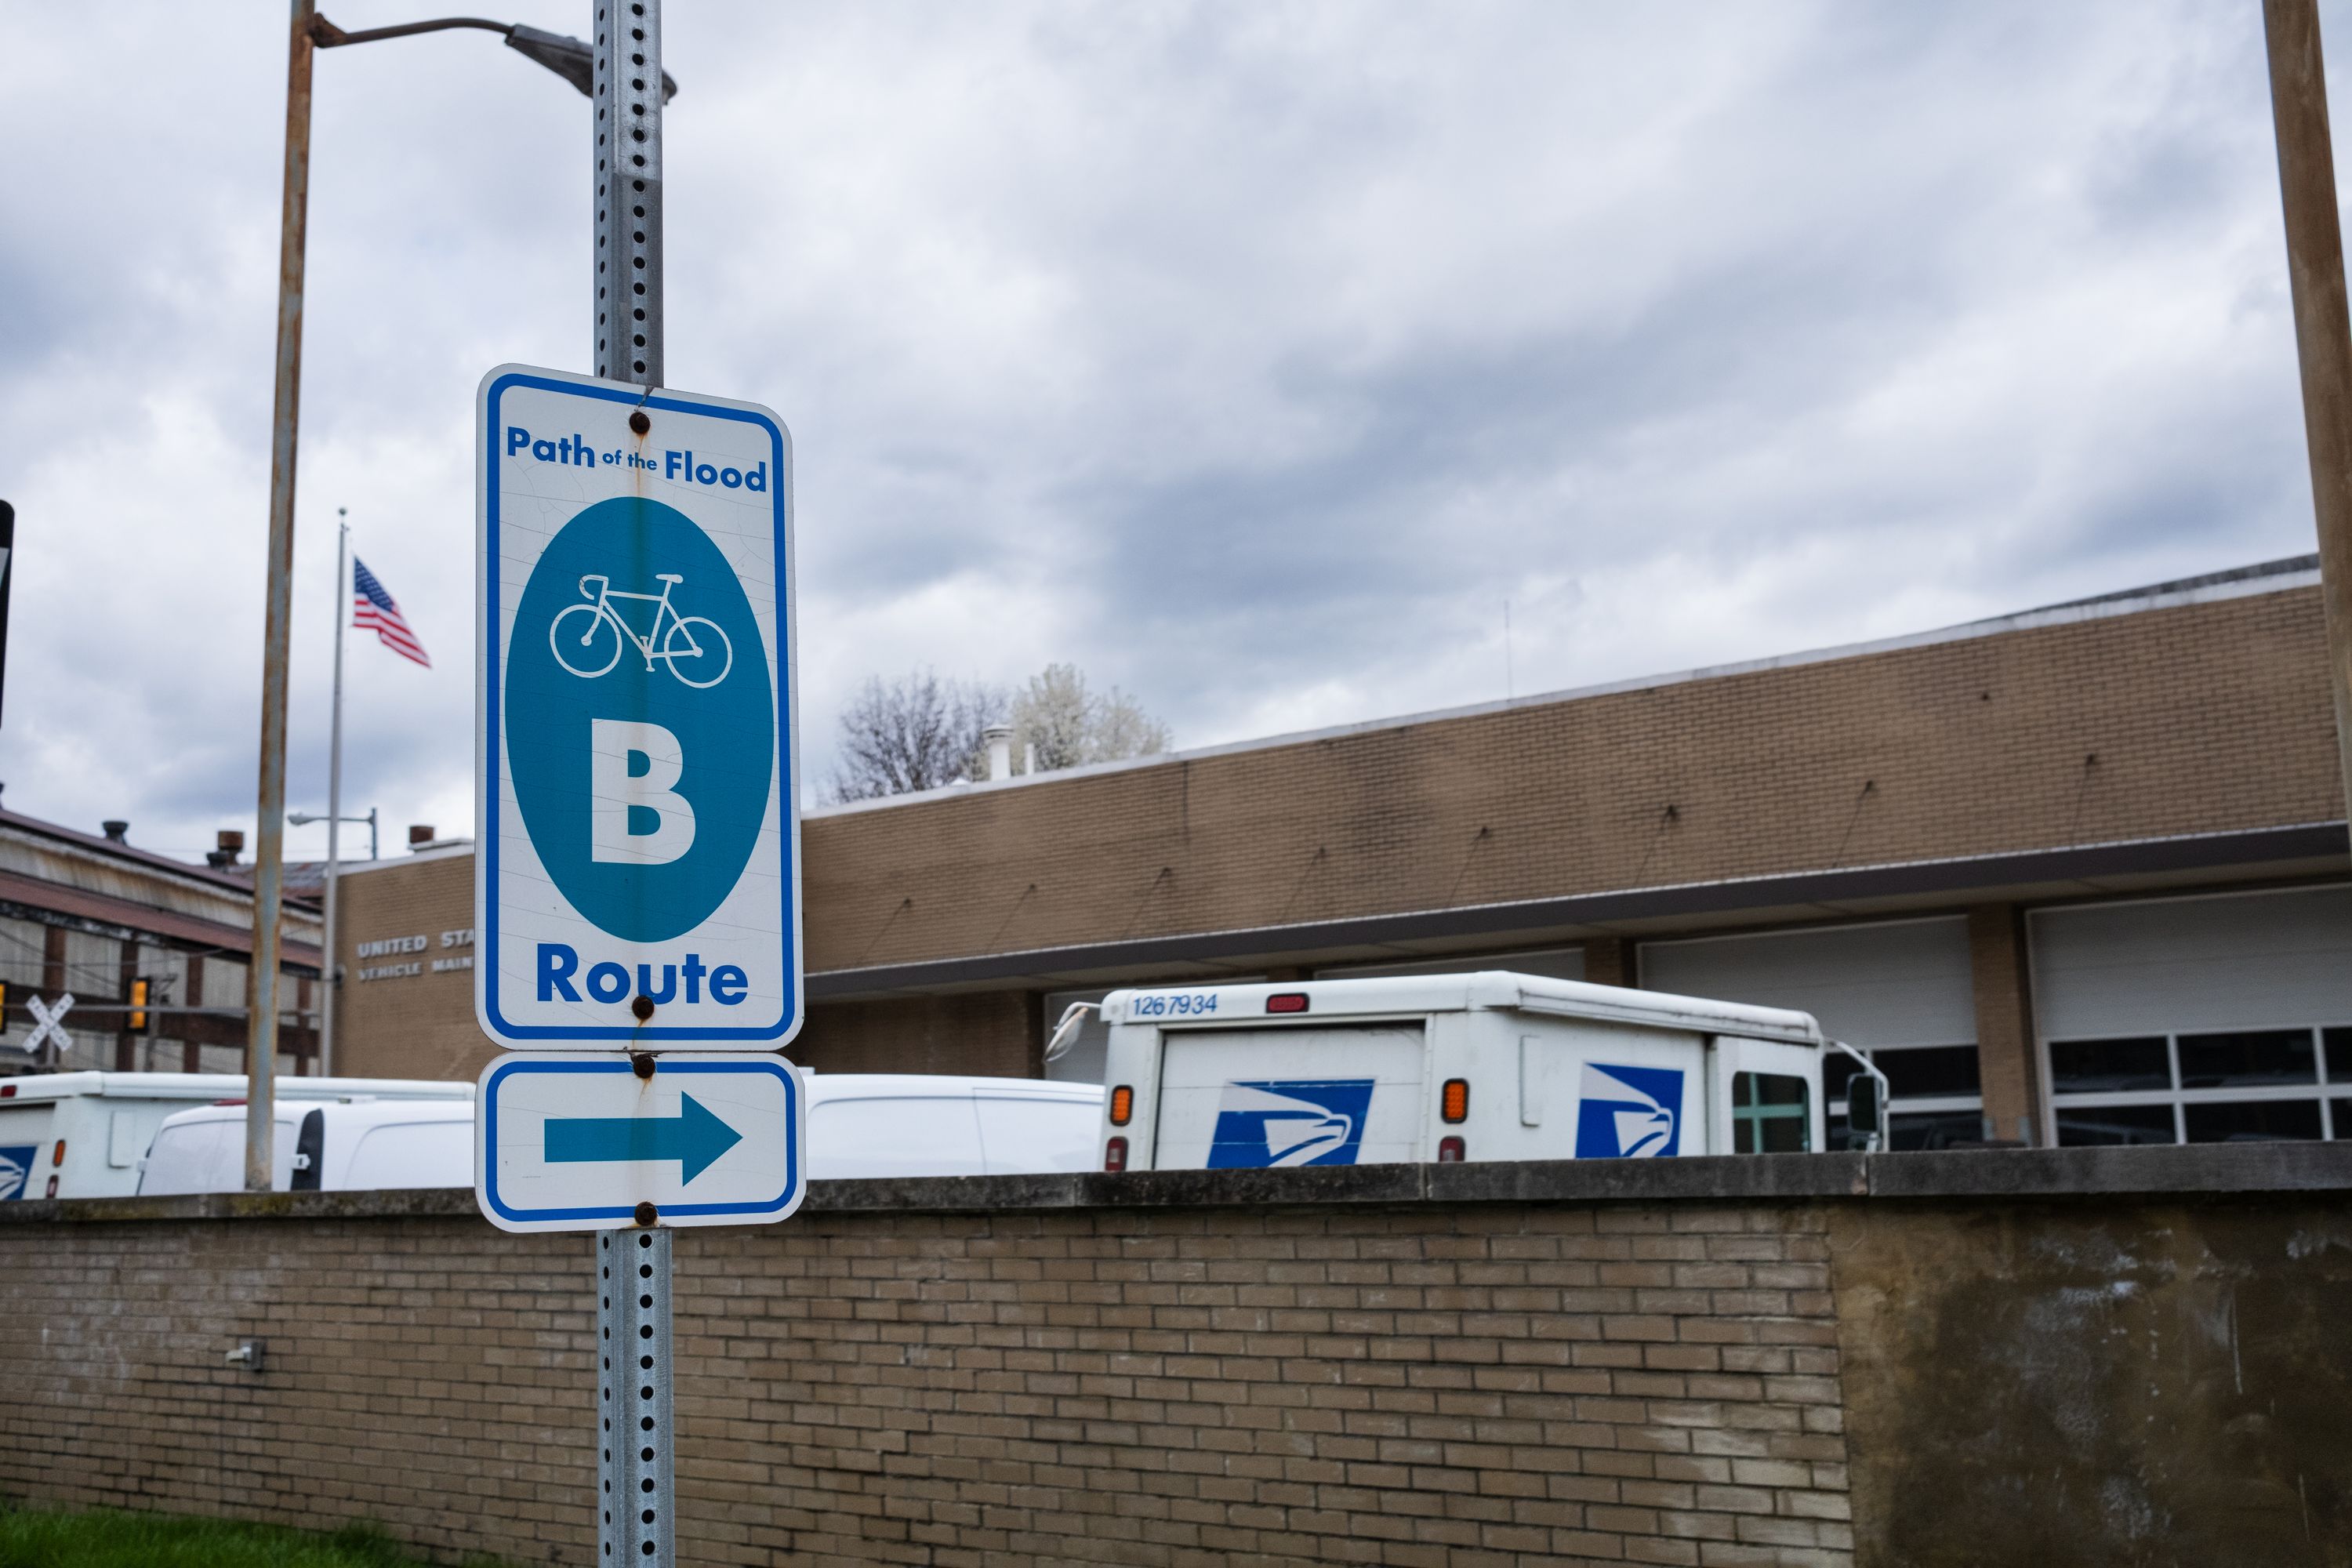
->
xmin=474 ymin=1053 xmax=806 ymax=1233
xmin=22 ymin=993 xmax=74 ymax=1055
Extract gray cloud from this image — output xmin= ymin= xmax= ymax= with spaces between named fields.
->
xmin=0 ymin=0 xmax=2340 ymax=865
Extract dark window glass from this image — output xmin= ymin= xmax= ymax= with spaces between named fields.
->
xmin=2176 ymin=1031 xmax=2316 ymax=1090
xmin=2183 ymin=1099 xmax=2324 ymax=1144
xmin=2336 ymin=1101 xmax=2351 ymax=1141
xmin=2056 ymin=1104 xmax=2177 ymax=1146
xmin=2049 ymin=1038 xmax=2170 ymax=1094
xmin=2325 ymin=1029 xmax=2352 ymax=1083
xmin=1824 ymin=1054 xmax=1869 ymax=1105
xmin=1732 ymin=1074 xmax=1810 ymax=1155
xmin=1888 ymin=1111 xmax=1986 ymax=1152
xmin=1875 ymin=1044 xmax=1981 ymax=1099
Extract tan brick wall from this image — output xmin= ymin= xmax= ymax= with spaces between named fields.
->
xmin=1966 ymin=906 xmax=2041 ymax=1144
xmin=806 ymin=586 xmax=2335 ymax=974
xmin=0 ymin=1201 xmax=1852 ymax=1567
xmin=793 ymin=989 xmax=1039 ymax=1076
xmin=331 ymin=851 xmax=490 ymax=1082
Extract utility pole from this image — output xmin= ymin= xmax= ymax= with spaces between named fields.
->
xmin=245 ymin=0 xmax=318 ymax=1191
xmin=2264 ymin=0 xmax=2352 ymax=840
xmin=592 ymin=6 xmax=671 ymax=1564
xmin=320 ymin=510 xmax=350 ymax=1076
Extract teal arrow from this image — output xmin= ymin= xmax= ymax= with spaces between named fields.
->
xmin=543 ymin=1092 xmax=744 ymax=1184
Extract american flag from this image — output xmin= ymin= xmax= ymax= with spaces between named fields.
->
xmin=352 ymin=557 xmax=430 ymax=668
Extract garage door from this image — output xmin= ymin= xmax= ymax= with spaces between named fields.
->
xmin=1639 ymin=917 xmax=1980 ymax=1149
xmin=2031 ymin=885 xmax=2352 ymax=1147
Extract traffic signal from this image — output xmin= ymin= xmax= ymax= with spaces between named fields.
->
xmin=128 ymin=978 xmax=149 ymax=1033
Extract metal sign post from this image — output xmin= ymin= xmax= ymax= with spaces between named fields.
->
xmin=597 ymin=9 xmax=668 ymax=1561
xmin=470 ymin=7 xmax=808 ymax=1563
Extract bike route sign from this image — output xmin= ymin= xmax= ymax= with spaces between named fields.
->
xmin=475 ymin=365 xmax=799 ymax=1050
xmin=475 ymin=1053 xmax=807 ymax=1233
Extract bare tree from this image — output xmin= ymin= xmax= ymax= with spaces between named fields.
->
xmin=828 ymin=671 xmax=1006 ymax=801
xmin=1011 ymin=662 xmax=1171 ymax=773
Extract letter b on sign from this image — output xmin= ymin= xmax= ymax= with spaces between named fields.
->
xmin=505 ymin=496 xmax=775 ymax=943
xmin=591 ymin=720 xmax=695 ymax=864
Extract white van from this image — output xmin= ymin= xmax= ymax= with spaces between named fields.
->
xmin=0 ymin=1073 xmax=474 ymax=1200
xmin=134 ymin=1073 xmax=1105 ymax=1194
xmin=139 ymin=1098 xmax=476 ymax=1196
xmin=1082 ymin=972 xmax=1842 ymax=1171
xmin=807 ymin=1075 xmax=1104 ymax=1178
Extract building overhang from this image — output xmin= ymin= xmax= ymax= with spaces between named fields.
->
xmin=804 ymin=822 xmax=2348 ymax=1001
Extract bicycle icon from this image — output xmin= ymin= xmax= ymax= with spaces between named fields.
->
xmin=550 ymin=572 xmax=734 ymax=689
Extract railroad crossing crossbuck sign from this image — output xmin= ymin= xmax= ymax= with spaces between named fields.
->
xmin=22 ymin=993 xmax=73 ymax=1056
xmin=474 ymin=365 xmax=800 ymax=1051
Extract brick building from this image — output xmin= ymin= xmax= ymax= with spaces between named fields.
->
xmin=333 ymin=555 xmax=2352 ymax=1150
xmin=0 ymin=813 xmax=322 ymax=1076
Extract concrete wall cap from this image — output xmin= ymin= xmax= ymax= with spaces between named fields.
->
xmin=7 ymin=1145 xmax=2350 ymax=1225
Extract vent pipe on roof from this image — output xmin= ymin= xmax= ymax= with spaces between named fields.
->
xmin=983 ymin=724 xmax=1014 ymax=782
xmin=100 ymin=820 xmax=129 ymax=844
xmin=207 ymin=829 xmax=244 ymax=869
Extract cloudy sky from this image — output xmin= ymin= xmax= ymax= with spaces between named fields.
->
xmin=2 ymin=2 xmax=2344 ymax=865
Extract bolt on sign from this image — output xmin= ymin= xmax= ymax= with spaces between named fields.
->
xmin=474 ymin=365 xmax=801 ymax=1054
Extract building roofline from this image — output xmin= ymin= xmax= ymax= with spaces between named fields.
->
xmin=331 ymin=842 xmax=475 ymax=877
xmin=0 ymin=810 xmax=267 ymax=896
xmin=810 ymin=555 xmax=2323 ymax=821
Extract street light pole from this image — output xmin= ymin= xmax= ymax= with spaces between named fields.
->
xmin=240 ymin=5 xmax=647 ymax=1191
xmin=2264 ymin=0 xmax=2352 ymax=844
xmin=243 ymin=0 xmax=318 ymax=1192
xmin=591 ymin=11 xmax=673 ymax=1563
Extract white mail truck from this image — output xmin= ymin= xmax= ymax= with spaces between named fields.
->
xmin=1072 ymin=972 xmax=1867 ymax=1171
xmin=0 ymin=1073 xmax=474 ymax=1200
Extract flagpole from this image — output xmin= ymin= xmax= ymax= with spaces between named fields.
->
xmin=321 ymin=510 xmax=348 ymax=1076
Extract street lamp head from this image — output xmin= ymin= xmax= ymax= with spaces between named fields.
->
xmin=507 ymin=24 xmax=678 ymax=103
xmin=309 ymin=16 xmax=678 ymax=103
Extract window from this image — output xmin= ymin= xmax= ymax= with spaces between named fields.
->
xmin=1731 ymin=1073 xmax=1810 ymax=1153
xmin=1828 ymin=1043 xmax=1984 ymax=1150
xmin=2047 ymin=1026 xmax=2345 ymax=1147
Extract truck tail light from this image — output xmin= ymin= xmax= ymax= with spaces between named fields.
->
xmin=1266 ymin=993 xmax=1310 ymax=1014
xmin=1 ymin=1083 xmax=15 ymax=1098
xmin=44 ymin=1175 xmax=57 ymax=1198
xmin=51 ymin=1139 xmax=65 ymax=1167
xmin=1441 ymin=1079 xmax=1468 ymax=1123
xmin=1104 ymin=1137 xmax=1129 ymax=1173
xmin=1437 ymin=1136 xmax=1465 ymax=1163
xmin=1109 ymin=1086 xmax=1134 ymax=1126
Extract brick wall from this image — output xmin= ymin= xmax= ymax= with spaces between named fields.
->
xmin=793 ymin=989 xmax=1040 ymax=1077
xmin=331 ymin=851 xmax=485 ymax=1082
xmin=0 ymin=1186 xmax=1853 ymax=1567
xmin=804 ymin=586 xmax=2336 ymax=975
xmin=6 ymin=1148 xmax=2351 ymax=1566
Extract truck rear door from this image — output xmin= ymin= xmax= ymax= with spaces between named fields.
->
xmin=1152 ymin=1022 xmax=1425 ymax=1169
xmin=0 ymin=1106 xmax=53 ymax=1200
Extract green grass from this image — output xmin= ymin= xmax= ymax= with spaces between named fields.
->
xmin=0 ymin=1507 xmax=511 ymax=1568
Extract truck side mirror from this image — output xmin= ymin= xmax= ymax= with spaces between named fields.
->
xmin=1846 ymin=1075 xmax=1884 ymax=1149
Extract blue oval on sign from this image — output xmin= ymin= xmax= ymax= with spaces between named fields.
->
xmin=506 ymin=497 xmax=775 ymax=943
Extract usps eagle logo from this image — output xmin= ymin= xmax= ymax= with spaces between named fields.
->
xmin=1207 ymin=1080 xmax=1376 ymax=1168
xmin=0 ymin=1145 xmax=37 ymax=1201
xmin=1573 ymin=1064 xmax=1683 ymax=1159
